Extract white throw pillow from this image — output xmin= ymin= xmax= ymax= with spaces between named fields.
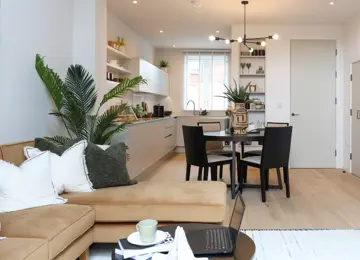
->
xmin=0 ymin=152 xmax=66 ymax=213
xmin=24 ymin=140 xmax=94 ymax=194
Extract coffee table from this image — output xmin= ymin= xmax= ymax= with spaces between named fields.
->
xmin=112 ymin=223 xmax=255 ymax=260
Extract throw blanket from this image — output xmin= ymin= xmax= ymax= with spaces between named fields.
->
xmin=242 ymin=229 xmax=360 ymax=260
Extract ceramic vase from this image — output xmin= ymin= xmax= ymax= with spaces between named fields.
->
xmin=232 ymin=103 xmax=248 ymax=135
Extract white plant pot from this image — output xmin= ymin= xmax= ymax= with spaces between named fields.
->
xmin=161 ymin=67 xmax=168 ymax=73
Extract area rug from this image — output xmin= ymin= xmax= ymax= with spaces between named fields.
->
xmin=242 ymin=229 xmax=360 ymax=259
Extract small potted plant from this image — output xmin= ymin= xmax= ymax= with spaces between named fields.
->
xmin=159 ymin=60 xmax=169 ymax=73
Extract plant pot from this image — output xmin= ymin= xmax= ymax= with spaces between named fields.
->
xmin=161 ymin=67 xmax=168 ymax=73
xmin=232 ymin=103 xmax=248 ymax=135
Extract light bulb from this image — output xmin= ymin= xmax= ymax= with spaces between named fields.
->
xmin=237 ymin=37 xmax=243 ymax=43
xmin=216 ymin=30 xmax=220 ymax=34
xmin=132 ymin=0 xmax=138 ymax=4
xmin=249 ymin=48 xmax=254 ymax=53
xmin=225 ymin=39 xmax=230 ymax=44
xmin=261 ymin=41 xmax=267 ymax=47
xmin=272 ymin=33 xmax=279 ymax=40
xmin=209 ymin=35 xmax=216 ymax=41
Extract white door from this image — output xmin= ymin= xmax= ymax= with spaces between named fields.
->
xmin=290 ymin=40 xmax=336 ymax=168
xmin=351 ymin=62 xmax=360 ymax=177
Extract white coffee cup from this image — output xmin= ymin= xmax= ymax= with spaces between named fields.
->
xmin=136 ymin=219 xmax=158 ymax=243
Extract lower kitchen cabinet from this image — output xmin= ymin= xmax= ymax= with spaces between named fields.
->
xmin=111 ymin=118 xmax=176 ymax=178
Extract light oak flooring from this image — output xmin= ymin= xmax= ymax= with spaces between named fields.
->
xmin=148 ymin=153 xmax=360 ymax=229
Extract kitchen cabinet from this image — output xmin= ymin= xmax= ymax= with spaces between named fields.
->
xmin=129 ymin=58 xmax=169 ymax=96
xmin=111 ymin=118 xmax=176 ymax=178
xmin=176 ymin=117 xmax=226 ymax=147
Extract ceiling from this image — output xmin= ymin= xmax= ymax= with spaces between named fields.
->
xmin=107 ymin=0 xmax=360 ymax=49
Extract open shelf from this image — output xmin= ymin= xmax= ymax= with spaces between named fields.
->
xmin=240 ymin=74 xmax=265 ymax=77
xmin=107 ymin=80 xmax=120 ymax=86
xmin=107 ymin=45 xmax=131 ymax=60
xmin=248 ymin=109 xmax=265 ymax=112
xmin=248 ymin=92 xmax=265 ymax=94
xmin=107 ymin=63 xmax=132 ymax=74
xmin=240 ymin=56 xmax=266 ymax=58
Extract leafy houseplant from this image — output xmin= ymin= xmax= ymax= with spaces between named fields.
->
xmin=159 ymin=60 xmax=169 ymax=73
xmin=35 ymin=54 xmax=146 ymax=145
xmin=219 ymin=80 xmax=252 ymax=104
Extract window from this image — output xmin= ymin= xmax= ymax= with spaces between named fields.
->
xmin=183 ymin=52 xmax=230 ymax=111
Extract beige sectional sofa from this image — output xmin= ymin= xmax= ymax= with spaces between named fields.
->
xmin=0 ymin=141 xmax=227 ymax=260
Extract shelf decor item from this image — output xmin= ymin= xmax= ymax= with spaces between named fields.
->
xmin=35 ymin=54 xmax=146 ymax=145
xmin=240 ymin=63 xmax=246 ymax=74
xmin=256 ymin=66 xmax=265 ymax=74
xmin=246 ymin=63 xmax=252 ymax=74
xmin=217 ymin=80 xmax=253 ymax=135
xmin=249 ymin=84 xmax=257 ymax=92
xmin=208 ymin=1 xmax=279 ymax=53
xmin=159 ymin=60 xmax=169 ymax=73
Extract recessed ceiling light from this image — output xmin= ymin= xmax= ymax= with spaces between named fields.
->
xmin=173 ymin=45 xmax=176 ymax=48
xmin=216 ymin=30 xmax=220 ymax=34
xmin=132 ymin=0 xmax=138 ymax=4
xmin=329 ymin=2 xmax=335 ymax=5
xmin=160 ymin=30 xmax=164 ymax=34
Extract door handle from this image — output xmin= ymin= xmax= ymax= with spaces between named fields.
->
xmin=357 ymin=110 xmax=360 ymax=119
xmin=291 ymin=113 xmax=300 ymax=116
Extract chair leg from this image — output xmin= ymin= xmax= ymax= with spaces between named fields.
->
xmin=211 ymin=165 xmax=218 ymax=181
xmin=238 ymin=163 xmax=244 ymax=194
xmin=284 ymin=167 xmax=290 ymax=198
xmin=229 ymin=163 xmax=233 ymax=180
xmin=204 ymin=167 xmax=209 ymax=181
xmin=243 ymin=165 xmax=248 ymax=183
xmin=260 ymin=169 xmax=267 ymax=202
xmin=186 ymin=164 xmax=191 ymax=181
xmin=236 ymin=153 xmax=241 ymax=184
xmin=197 ymin=167 xmax=203 ymax=181
xmin=220 ymin=165 xmax=223 ymax=179
xmin=276 ymin=168 xmax=283 ymax=190
xmin=265 ymin=169 xmax=269 ymax=190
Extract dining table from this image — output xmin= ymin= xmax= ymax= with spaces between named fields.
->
xmin=203 ymin=130 xmax=264 ymax=199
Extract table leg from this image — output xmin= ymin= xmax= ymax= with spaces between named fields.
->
xmin=231 ymin=140 xmax=236 ymax=199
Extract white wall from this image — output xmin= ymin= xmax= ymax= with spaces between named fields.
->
xmin=231 ymin=24 xmax=344 ymax=168
xmin=343 ymin=16 xmax=360 ymax=171
xmin=0 ymin=0 xmax=74 ymax=144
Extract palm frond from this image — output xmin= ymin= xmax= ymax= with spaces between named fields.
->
xmin=93 ymin=123 xmax=129 ymax=145
xmin=99 ymin=76 xmax=146 ymax=107
xmin=91 ymin=104 xmax=129 ymax=143
xmin=64 ymin=65 xmax=97 ymax=114
xmin=45 ymin=136 xmax=70 ymax=145
xmin=35 ymin=54 xmax=64 ymax=110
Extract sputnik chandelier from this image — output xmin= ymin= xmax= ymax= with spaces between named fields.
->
xmin=209 ymin=0 xmax=279 ymax=53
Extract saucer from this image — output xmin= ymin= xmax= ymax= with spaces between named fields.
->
xmin=127 ymin=230 xmax=167 ymax=246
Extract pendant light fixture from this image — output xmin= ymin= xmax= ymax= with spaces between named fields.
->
xmin=209 ymin=1 xmax=279 ymax=52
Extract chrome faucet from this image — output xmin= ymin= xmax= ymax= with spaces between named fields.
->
xmin=186 ymin=100 xmax=196 ymax=115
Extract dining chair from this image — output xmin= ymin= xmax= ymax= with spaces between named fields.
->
xmin=182 ymin=125 xmax=234 ymax=183
xmin=197 ymin=121 xmax=241 ymax=180
xmin=242 ymin=122 xmax=290 ymax=189
xmin=238 ymin=126 xmax=293 ymax=202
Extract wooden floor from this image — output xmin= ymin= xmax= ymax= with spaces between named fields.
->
xmin=147 ymin=153 xmax=360 ymax=230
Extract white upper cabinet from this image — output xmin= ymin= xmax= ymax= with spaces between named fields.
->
xmin=129 ymin=58 xmax=169 ymax=96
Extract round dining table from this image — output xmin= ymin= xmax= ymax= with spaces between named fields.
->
xmin=203 ymin=131 xmax=264 ymax=199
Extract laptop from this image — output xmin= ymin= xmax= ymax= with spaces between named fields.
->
xmin=186 ymin=193 xmax=246 ymax=256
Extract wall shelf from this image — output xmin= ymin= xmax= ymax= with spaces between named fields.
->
xmin=248 ymin=109 xmax=265 ymax=112
xmin=106 ymin=45 xmax=131 ymax=60
xmin=248 ymin=92 xmax=265 ymax=94
xmin=107 ymin=63 xmax=132 ymax=74
xmin=240 ymin=56 xmax=266 ymax=58
xmin=240 ymin=74 xmax=265 ymax=77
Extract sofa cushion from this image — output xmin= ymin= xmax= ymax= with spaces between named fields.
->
xmin=63 ymin=181 xmax=227 ymax=223
xmin=0 ymin=238 xmax=48 ymax=260
xmin=0 ymin=141 xmax=35 ymax=166
xmin=0 ymin=204 xmax=95 ymax=259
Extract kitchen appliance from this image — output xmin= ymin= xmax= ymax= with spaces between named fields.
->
xmin=153 ymin=104 xmax=164 ymax=117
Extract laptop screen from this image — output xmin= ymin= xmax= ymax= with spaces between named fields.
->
xmin=229 ymin=193 xmax=246 ymax=242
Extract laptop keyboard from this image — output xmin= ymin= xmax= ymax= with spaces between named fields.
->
xmin=205 ymin=228 xmax=232 ymax=252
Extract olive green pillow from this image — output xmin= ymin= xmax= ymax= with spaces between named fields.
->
xmin=35 ymin=138 xmax=137 ymax=189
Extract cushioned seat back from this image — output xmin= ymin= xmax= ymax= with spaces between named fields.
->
xmin=0 ymin=141 xmax=34 ymax=166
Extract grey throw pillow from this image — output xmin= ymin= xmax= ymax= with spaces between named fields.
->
xmin=35 ymin=138 xmax=137 ymax=189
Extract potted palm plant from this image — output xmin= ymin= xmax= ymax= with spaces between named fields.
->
xmin=35 ymin=54 xmax=146 ymax=145
xmin=159 ymin=60 xmax=169 ymax=73
xmin=218 ymin=80 xmax=252 ymax=134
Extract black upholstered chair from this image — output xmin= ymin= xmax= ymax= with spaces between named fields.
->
xmin=182 ymin=125 xmax=234 ymax=183
xmin=239 ymin=126 xmax=293 ymax=202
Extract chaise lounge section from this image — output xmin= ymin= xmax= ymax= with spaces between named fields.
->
xmin=0 ymin=141 xmax=227 ymax=259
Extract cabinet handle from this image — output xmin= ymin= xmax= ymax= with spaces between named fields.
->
xmin=165 ymin=134 xmax=172 ymax=139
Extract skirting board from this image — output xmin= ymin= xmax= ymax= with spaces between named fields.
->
xmin=135 ymin=149 xmax=177 ymax=182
